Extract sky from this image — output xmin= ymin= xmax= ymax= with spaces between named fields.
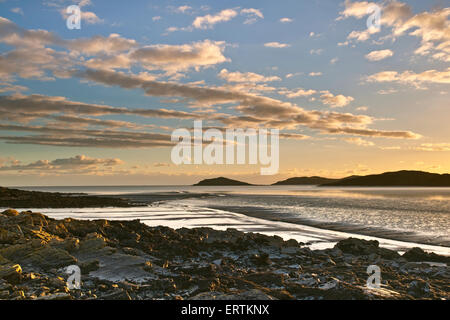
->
xmin=0 ymin=0 xmax=449 ymax=186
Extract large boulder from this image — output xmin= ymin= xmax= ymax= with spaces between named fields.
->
xmin=402 ymin=247 xmax=450 ymax=264
xmin=0 ymin=241 xmax=77 ymax=271
xmin=335 ymin=238 xmax=400 ymax=259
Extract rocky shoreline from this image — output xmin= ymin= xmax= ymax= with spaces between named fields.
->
xmin=0 ymin=187 xmax=135 ymax=208
xmin=0 ymin=209 xmax=448 ymax=300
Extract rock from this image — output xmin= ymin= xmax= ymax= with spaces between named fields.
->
xmin=78 ymin=233 xmax=107 ymax=253
xmin=0 ymin=242 xmax=77 ymax=271
xmin=402 ymin=247 xmax=450 ymax=264
xmin=335 ymin=238 xmax=400 ymax=259
xmin=0 ymin=208 xmax=447 ymax=300
xmin=99 ymin=289 xmax=132 ymax=300
xmin=11 ymin=290 xmax=25 ymax=299
xmin=191 ymin=289 xmax=276 ymax=300
xmin=0 ymin=264 xmax=22 ymax=284
xmin=0 ymin=228 xmax=20 ymax=244
xmin=80 ymin=260 xmax=100 ymax=274
xmin=319 ymin=278 xmax=340 ymax=290
xmin=2 ymin=209 xmax=19 ymax=217
xmin=407 ymin=280 xmax=431 ymax=298
xmin=250 ymin=253 xmax=271 ymax=266
xmin=142 ymin=261 xmax=153 ymax=272
xmin=36 ymin=292 xmax=72 ymax=300
xmin=245 ymin=272 xmax=284 ymax=287
xmin=212 ymin=259 xmax=222 ymax=266
xmin=122 ymin=247 xmax=140 ymax=256
xmin=336 ymin=238 xmax=380 ymax=255
xmin=281 ymin=247 xmax=298 ymax=255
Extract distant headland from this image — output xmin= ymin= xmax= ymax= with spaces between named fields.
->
xmin=194 ymin=171 xmax=450 ymax=187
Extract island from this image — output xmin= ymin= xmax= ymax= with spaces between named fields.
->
xmin=193 ymin=177 xmax=253 ymax=186
xmin=272 ymin=176 xmax=338 ymax=185
xmin=321 ymin=170 xmax=450 ymax=187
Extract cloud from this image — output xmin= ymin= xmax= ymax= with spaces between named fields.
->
xmin=173 ymin=5 xmax=192 ymax=14
xmin=310 ymin=49 xmax=323 ymax=55
xmin=218 ymin=69 xmax=281 ymax=83
xmin=153 ymin=162 xmax=172 ymax=167
xmin=129 ymin=40 xmax=228 ymax=74
xmin=192 ymin=9 xmax=238 ymax=29
xmin=325 ymin=127 xmax=421 ymax=139
xmin=0 ymin=94 xmax=204 ymax=120
xmin=378 ymin=89 xmax=398 ymax=95
xmin=0 ymin=18 xmax=229 ymax=78
xmin=278 ymin=88 xmax=317 ymax=98
xmin=320 ymin=91 xmax=354 ymax=107
xmin=280 ymin=18 xmax=293 ymax=23
xmin=240 ymin=8 xmax=264 ymax=24
xmin=339 ymin=1 xmax=450 ymax=62
xmin=344 ymin=137 xmax=375 ymax=146
xmin=365 ymin=49 xmax=394 ymax=61
xmin=414 ymin=143 xmax=450 ymax=152
xmin=0 ymin=123 xmax=174 ymax=148
xmin=367 ymin=67 xmax=450 ymax=87
xmin=338 ymin=0 xmax=376 ymax=20
xmin=347 ymin=28 xmax=379 ymax=42
xmin=74 ymin=69 xmax=420 ymax=140
xmin=309 ymin=72 xmax=322 ymax=77
xmin=11 ymin=8 xmax=24 ymax=15
xmin=264 ymin=42 xmax=290 ymax=48
xmin=285 ymin=72 xmax=302 ymax=78
xmin=68 ymin=33 xmax=138 ymax=55
xmin=0 ymin=155 xmax=124 ymax=173
xmin=330 ymin=57 xmax=339 ymax=64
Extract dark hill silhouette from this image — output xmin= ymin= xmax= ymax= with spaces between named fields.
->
xmin=322 ymin=171 xmax=450 ymax=187
xmin=194 ymin=177 xmax=252 ymax=186
xmin=0 ymin=187 xmax=132 ymax=208
xmin=272 ymin=176 xmax=338 ymax=185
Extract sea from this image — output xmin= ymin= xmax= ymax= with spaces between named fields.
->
xmin=9 ymin=185 xmax=450 ymax=255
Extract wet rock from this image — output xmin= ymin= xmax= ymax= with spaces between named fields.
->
xmin=80 ymin=260 xmax=100 ymax=274
xmin=191 ymin=289 xmax=276 ymax=300
xmin=335 ymin=238 xmax=400 ymax=259
xmin=2 ymin=209 xmax=19 ymax=217
xmin=319 ymin=278 xmax=340 ymax=290
xmin=250 ymin=253 xmax=271 ymax=266
xmin=0 ymin=264 xmax=22 ymax=284
xmin=99 ymin=289 xmax=132 ymax=300
xmin=78 ymin=233 xmax=107 ymax=253
xmin=0 ymin=209 xmax=447 ymax=300
xmin=0 ymin=242 xmax=77 ymax=271
xmin=245 ymin=272 xmax=284 ymax=287
xmin=0 ymin=228 xmax=20 ymax=244
xmin=36 ymin=292 xmax=72 ymax=300
xmin=407 ymin=280 xmax=431 ymax=298
xmin=402 ymin=247 xmax=450 ymax=264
